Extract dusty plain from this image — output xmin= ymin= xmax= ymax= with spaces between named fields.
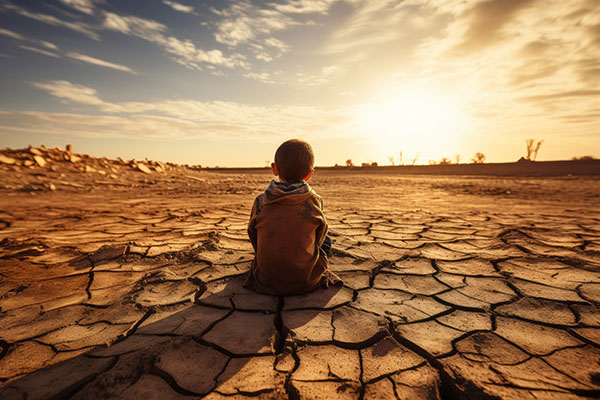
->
xmin=1 ymin=146 xmax=600 ymax=399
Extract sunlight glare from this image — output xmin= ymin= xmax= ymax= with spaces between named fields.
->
xmin=357 ymin=85 xmax=468 ymax=162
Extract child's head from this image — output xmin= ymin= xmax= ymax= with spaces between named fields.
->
xmin=272 ymin=139 xmax=314 ymax=183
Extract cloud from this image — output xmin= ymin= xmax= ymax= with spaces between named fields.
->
xmin=66 ymin=52 xmax=137 ymax=74
xmin=212 ymin=1 xmax=298 ymax=47
xmin=58 ymin=0 xmax=96 ymax=15
xmin=0 ymin=1 xmax=99 ymax=40
xmin=272 ymin=0 xmax=337 ymax=14
xmin=162 ymin=1 xmax=196 ymax=15
xmin=30 ymin=81 xmax=117 ymax=110
xmin=0 ymin=28 xmax=137 ymax=74
xmin=392 ymin=0 xmax=600 ymax=137
xmin=519 ymin=90 xmax=600 ymax=103
xmin=209 ymin=0 xmax=337 ymax=63
xmin=24 ymin=80 xmax=357 ymax=141
xmin=102 ymin=12 xmax=167 ymax=40
xmin=19 ymin=45 xmax=60 ymax=58
xmin=324 ymin=0 xmax=406 ymax=54
xmin=102 ymin=11 xmax=248 ymax=70
xmin=243 ymin=71 xmax=275 ymax=84
xmin=450 ymin=0 xmax=539 ymax=55
xmin=0 ymin=27 xmax=25 ymax=40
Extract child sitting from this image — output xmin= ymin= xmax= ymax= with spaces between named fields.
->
xmin=243 ymin=139 xmax=341 ymax=295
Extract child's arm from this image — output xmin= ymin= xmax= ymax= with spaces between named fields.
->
xmin=247 ymin=197 xmax=259 ymax=251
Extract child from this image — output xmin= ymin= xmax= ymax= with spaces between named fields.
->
xmin=243 ymin=139 xmax=342 ymax=295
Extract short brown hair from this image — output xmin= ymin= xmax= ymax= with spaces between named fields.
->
xmin=274 ymin=139 xmax=314 ymax=182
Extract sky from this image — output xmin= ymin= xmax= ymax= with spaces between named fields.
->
xmin=0 ymin=0 xmax=599 ymax=167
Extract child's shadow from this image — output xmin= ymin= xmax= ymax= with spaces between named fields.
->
xmin=0 ymin=276 xmax=344 ymax=399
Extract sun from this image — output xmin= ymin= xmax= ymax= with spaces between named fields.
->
xmin=357 ymin=85 xmax=468 ymax=162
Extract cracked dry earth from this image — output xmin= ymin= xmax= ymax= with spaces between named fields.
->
xmin=1 ymin=168 xmax=600 ymax=400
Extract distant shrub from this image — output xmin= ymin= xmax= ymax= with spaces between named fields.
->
xmin=472 ymin=152 xmax=486 ymax=164
xmin=439 ymin=157 xmax=451 ymax=165
xmin=346 ymin=159 xmax=354 ymax=167
xmin=572 ymin=155 xmax=596 ymax=160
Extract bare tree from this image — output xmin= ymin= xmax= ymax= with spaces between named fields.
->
xmin=346 ymin=159 xmax=354 ymax=167
xmin=399 ymin=151 xmax=403 ymax=166
xmin=388 ymin=156 xmax=395 ymax=166
xmin=532 ymin=140 xmax=543 ymax=161
xmin=411 ymin=154 xmax=419 ymax=165
xmin=525 ymin=139 xmax=544 ymax=160
xmin=455 ymin=154 xmax=460 ymax=164
xmin=472 ymin=152 xmax=486 ymax=164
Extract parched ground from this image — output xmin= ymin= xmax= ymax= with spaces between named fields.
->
xmin=1 ymin=147 xmax=600 ymax=399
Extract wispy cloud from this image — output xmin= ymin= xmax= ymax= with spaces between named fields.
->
xmin=23 ymin=80 xmax=357 ymax=141
xmin=1 ymin=27 xmax=136 ymax=74
xmin=210 ymin=0 xmax=335 ymax=62
xmin=0 ymin=27 xmax=26 ymax=40
xmin=66 ymin=52 xmax=137 ymax=74
xmin=272 ymin=0 xmax=337 ymax=14
xmin=102 ymin=11 xmax=248 ymax=70
xmin=31 ymin=81 xmax=118 ymax=110
xmin=19 ymin=45 xmax=60 ymax=58
xmin=58 ymin=0 xmax=97 ymax=15
xmin=162 ymin=1 xmax=197 ymax=15
xmin=0 ymin=1 xmax=99 ymax=40
xmin=324 ymin=0 xmax=407 ymax=54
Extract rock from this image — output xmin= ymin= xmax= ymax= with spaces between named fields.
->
xmin=0 ymin=154 xmax=16 ymax=164
xmin=29 ymin=147 xmax=43 ymax=156
xmin=137 ymin=163 xmax=152 ymax=174
xmin=85 ymin=165 xmax=96 ymax=173
xmin=33 ymin=155 xmax=46 ymax=167
xmin=69 ymin=154 xmax=82 ymax=163
xmin=23 ymin=160 xmax=34 ymax=167
xmin=66 ymin=144 xmax=73 ymax=153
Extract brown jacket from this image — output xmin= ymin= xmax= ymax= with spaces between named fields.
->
xmin=243 ymin=180 xmax=332 ymax=295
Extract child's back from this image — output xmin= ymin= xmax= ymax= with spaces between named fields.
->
xmin=243 ymin=139 xmax=340 ymax=295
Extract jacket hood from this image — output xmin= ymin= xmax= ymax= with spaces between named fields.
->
xmin=263 ymin=180 xmax=313 ymax=204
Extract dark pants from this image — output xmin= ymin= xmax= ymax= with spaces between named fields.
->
xmin=321 ymin=235 xmax=332 ymax=258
